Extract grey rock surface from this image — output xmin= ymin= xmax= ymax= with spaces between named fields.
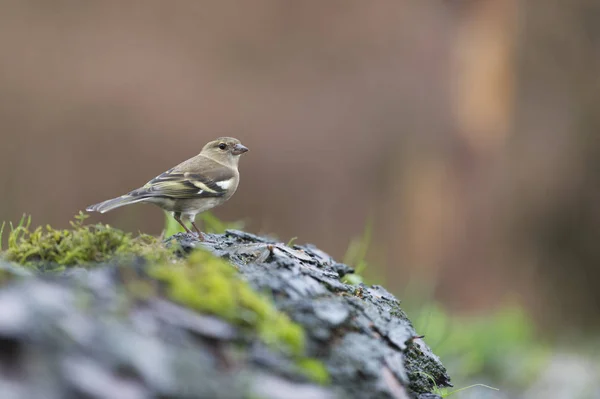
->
xmin=0 ymin=230 xmax=450 ymax=399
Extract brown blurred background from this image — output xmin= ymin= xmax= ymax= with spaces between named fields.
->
xmin=0 ymin=0 xmax=598 ymax=333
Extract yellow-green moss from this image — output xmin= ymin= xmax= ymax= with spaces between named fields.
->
xmin=296 ymin=358 xmax=331 ymax=385
xmin=150 ymin=249 xmax=306 ymax=356
xmin=149 ymin=250 xmax=331 ymax=383
xmin=1 ymin=213 xmax=174 ymax=268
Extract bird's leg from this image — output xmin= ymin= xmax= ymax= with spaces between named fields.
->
xmin=173 ymin=212 xmax=192 ymax=234
xmin=190 ymin=220 xmax=205 ymax=242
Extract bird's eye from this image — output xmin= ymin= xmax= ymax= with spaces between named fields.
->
xmin=218 ymin=143 xmax=227 ymax=150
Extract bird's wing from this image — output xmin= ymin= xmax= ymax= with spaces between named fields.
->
xmin=129 ymin=162 xmax=236 ymax=199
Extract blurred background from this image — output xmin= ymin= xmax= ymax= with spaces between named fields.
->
xmin=0 ymin=1 xmax=599 ymax=397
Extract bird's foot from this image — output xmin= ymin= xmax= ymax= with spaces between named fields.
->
xmin=197 ymin=232 xmax=218 ymax=243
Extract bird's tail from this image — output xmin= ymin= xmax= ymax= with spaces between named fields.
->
xmin=86 ymin=195 xmax=146 ymax=214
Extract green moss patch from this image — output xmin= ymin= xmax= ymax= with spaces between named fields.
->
xmin=150 ymin=250 xmax=329 ymax=383
xmin=296 ymin=358 xmax=331 ymax=385
xmin=1 ymin=213 xmax=174 ymax=268
xmin=151 ymin=249 xmax=305 ymax=356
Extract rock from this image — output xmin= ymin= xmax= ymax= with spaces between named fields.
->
xmin=0 ymin=230 xmax=450 ymax=399
xmin=417 ymin=394 xmax=443 ymax=399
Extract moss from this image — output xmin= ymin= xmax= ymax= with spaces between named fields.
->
xmin=150 ymin=249 xmax=305 ymax=356
xmin=149 ymin=249 xmax=330 ymax=383
xmin=1 ymin=213 xmax=175 ymax=268
xmin=295 ymin=358 xmax=331 ymax=385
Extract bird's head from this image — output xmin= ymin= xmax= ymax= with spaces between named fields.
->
xmin=201 ymin=137 xmax=249 ymax=166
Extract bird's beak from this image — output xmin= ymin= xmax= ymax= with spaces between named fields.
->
xmin=232 ymin=143 xmax=249 ymax=155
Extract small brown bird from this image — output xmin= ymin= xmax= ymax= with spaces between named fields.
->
xmin=87 ymin=137 xmax=248 ymax=238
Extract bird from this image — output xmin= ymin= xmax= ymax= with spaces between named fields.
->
xmin=86 ymin=137 xmax=248 ymax=239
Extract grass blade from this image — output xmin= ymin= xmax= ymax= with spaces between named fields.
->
xmin=0 ymin=221 xmax=4 ymax=252
xmin=444 ymin=384 xmax=499 ymax=397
